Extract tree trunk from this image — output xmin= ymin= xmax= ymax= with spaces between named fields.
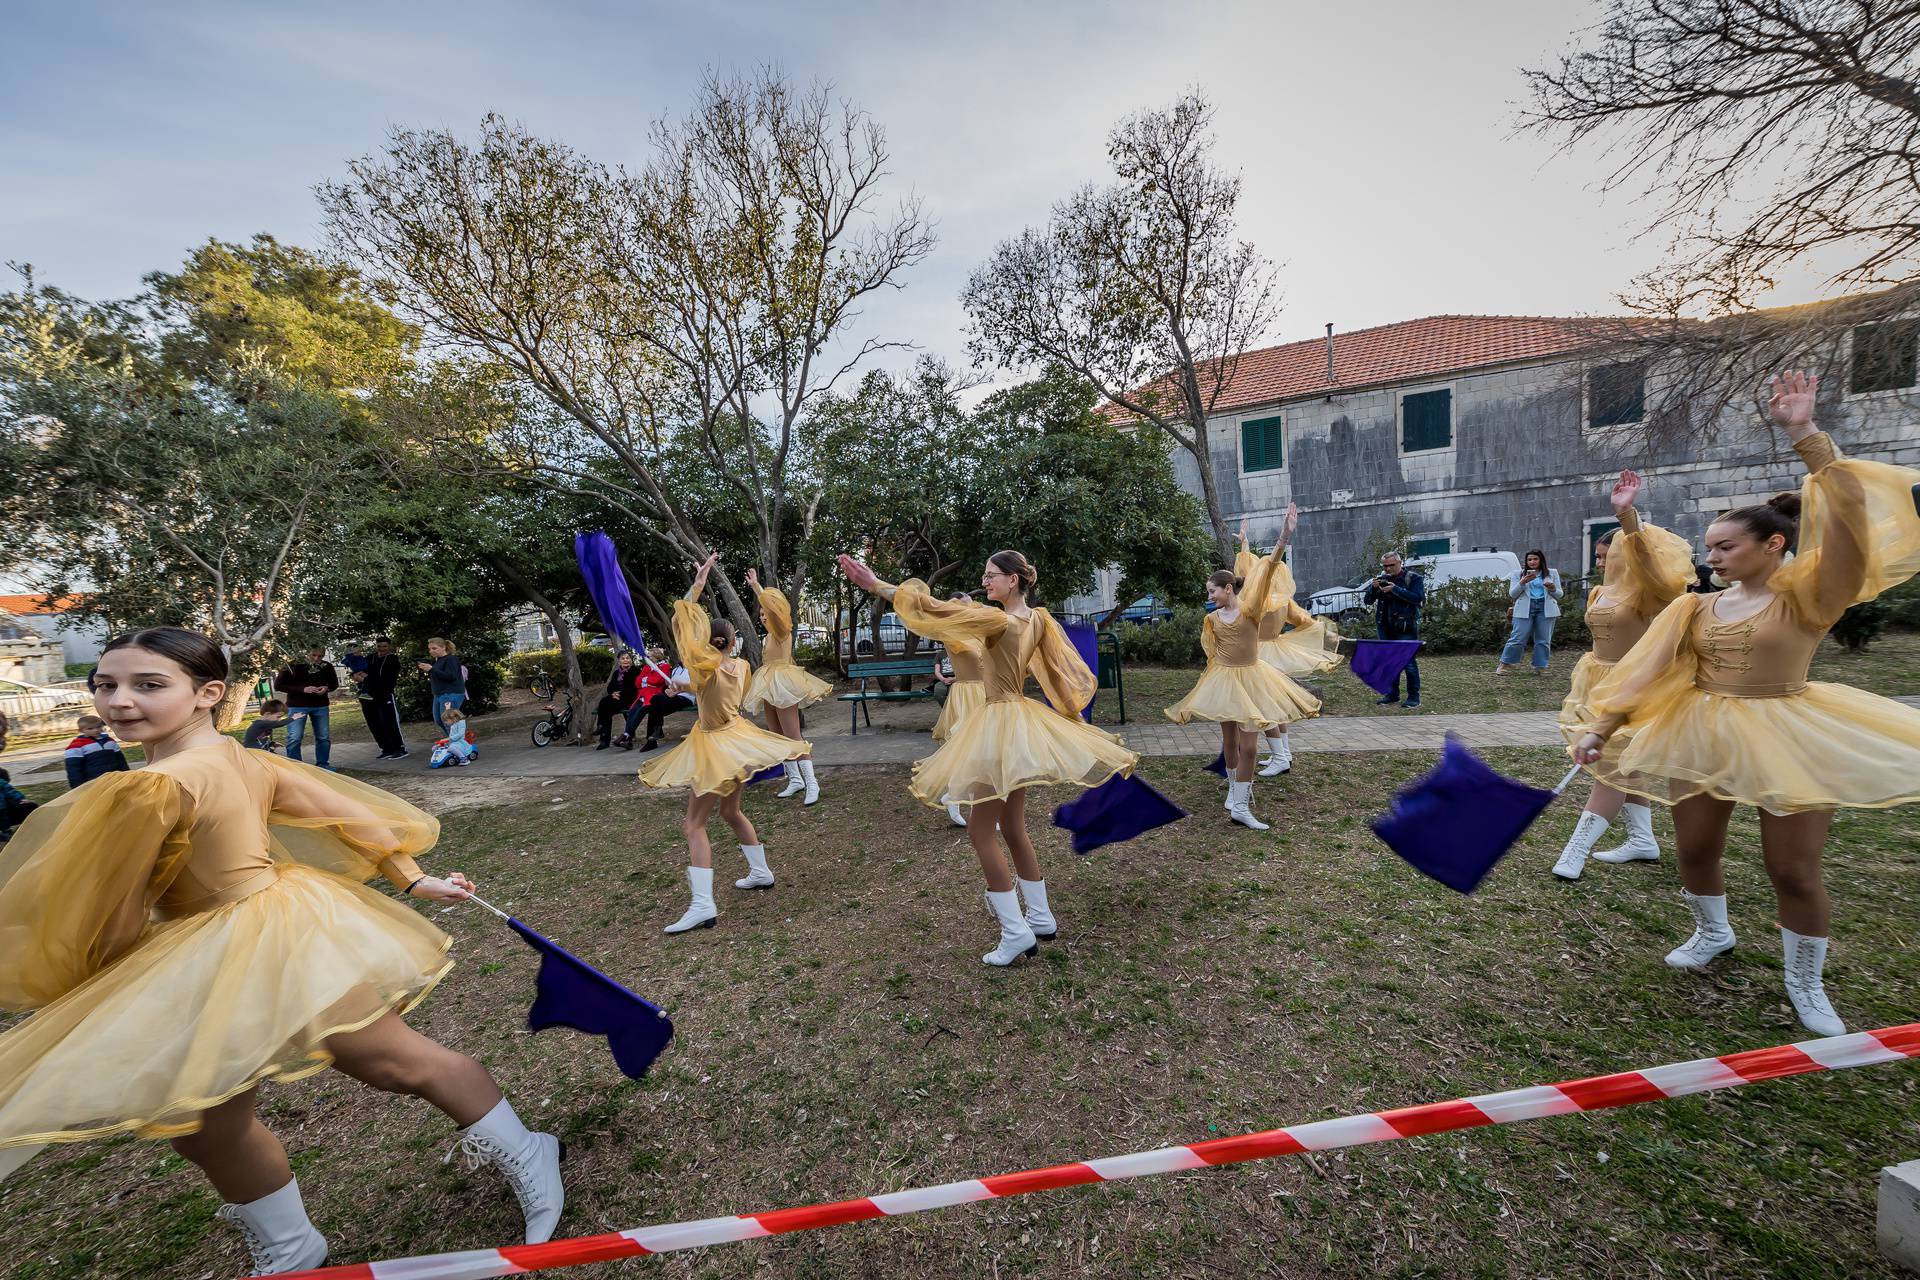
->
xmin=215 ymin=665 xmax=257 ymax=731
xmin=1184 ymin=419 xmax=1234 ymax=565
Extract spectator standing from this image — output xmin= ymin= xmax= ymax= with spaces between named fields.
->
xmin=417 ymin=637 xmax=466 ymax=731
xmin=242 ymin=699 xmax=289 ymax=751
xmin=356 ymin=636 xmax=409 ymax=759
xmin=63 ymin=714 xmax=130 ymax=789
xmin=1362 ymin=551 xmax=1425 ymax=708
xmin=594 ymin=652 xmax=644 ymax=749
xmin=1497 ymin=550 xmax=1563 ymax=675
xmin=274 ymin=646 xmax=339 ymax=769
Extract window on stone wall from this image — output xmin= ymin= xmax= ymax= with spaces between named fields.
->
xmin=1400 ymin=388 xmax=1452 ymax=452
xmin=1850 ymin=320 xmax=1920 ymax=394
xmin=1587 ymin=360 xmax=1646 ymax=428
xmin=1240 ymin=414 xmax=1284 ymax=473
xmin=1409 ymin=535 xmax=1453 ymax=559
xmin=1584 ymin=518 xmax=1622 ymax=577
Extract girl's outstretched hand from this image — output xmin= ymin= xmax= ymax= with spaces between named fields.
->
xmin=837 ymin=553 xmax=880 ymax=594
xmin=411 ymin=872 xmax=474 ymax=903
xmin=1768 ymin=370 xmax=1817 ymax=439
xmin=1610 ymin=468 xmax=1643 ymax=514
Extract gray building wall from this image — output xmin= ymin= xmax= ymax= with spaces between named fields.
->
xmin=1174 ymin=355 xmax=1920 ymax=594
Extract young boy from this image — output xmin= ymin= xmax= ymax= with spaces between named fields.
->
xmin=64 ymin=714 xmax=130 ymax=789
xmin=0 ymin=766 xmax=35 ymax=842
xmin=242 ymin=699 xmax=290 ymax=752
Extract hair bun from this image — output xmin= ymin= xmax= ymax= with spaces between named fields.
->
xmin=1766 ymin=492 xmax=1803 ymax=520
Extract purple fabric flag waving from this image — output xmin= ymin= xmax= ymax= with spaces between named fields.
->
xmin=507 ymin=918 xmax=674 ymax=1079
xmin=1203 ymin=752 xmax=1229 ymax=777
xmin=1370 ymin=735 xmax=1567 ymax=894
xmin=1349 ymin=639 xmax=1423 ymax=698
xmin=1052 ymin=773 xmax=1188 ymax=854
xmin=575 ymin=532 xmax=647 ymax=653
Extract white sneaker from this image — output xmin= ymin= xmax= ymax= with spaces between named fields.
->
xmin=1017 ymin=875 xmax=1057 ymax=940
xmin=982 ymin=889 xmax=1038 ymax=966
xmin=664 ymin=866 xmax=717 ymax=934
xmin=734 ymin=843 xmax=774 ymax=890
xmin=1780 ymin=928 xmax=1846 ymax=1037
xmin=448 ymin=1098 xmax=566 ymax=1243
xmin=800 ymin=759 xmax=820 ymax=806
xmin=217 ymin=1178 xmax=328 ymax=1274
xmin=776 ymin=761 xmax=805 ymax=799
xmin=1552 ymin=810 xmax=1611 ymax=881
xmin=1593 ymin=803 xmax=1661 ymax=864
xmin=1227 ymin=780 xmax=1269 ymax=831
xmin=1664 ymin=891 xmax=1735 ymax=969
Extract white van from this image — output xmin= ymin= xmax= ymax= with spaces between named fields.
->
xmin=1308 ymin=549 xmax=1522 ymax=622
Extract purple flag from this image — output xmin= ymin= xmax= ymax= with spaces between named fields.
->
xmin=575 ymin=532 xmax=647 ymax=653
xmin=1349 ymin=639 xmax=1422 ymax=698
xmin=1061 ymin=622 xmax=1100 ymax=722
xmin=1052 ymin=772 xmax=1188 ymax=854
xmin=1203 ymin=751 xmax=1229 ymax=776
xmin=506 ymin=918 xmax=673 ymax=1078
xmin=1370 ymin=735 xmax=1558 ymax=894
xmin=747 ymin=763 xmax=788 ymax=785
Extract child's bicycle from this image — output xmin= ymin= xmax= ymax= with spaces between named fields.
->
xmin=530 ymin=683 xmax=576 ymax=748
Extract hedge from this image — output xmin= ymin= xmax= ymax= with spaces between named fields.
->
xmin=506 ymin=645 xmax=617 ymax=690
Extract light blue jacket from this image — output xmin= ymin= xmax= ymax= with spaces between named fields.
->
xmin=1507 ymin=567 xmax=1563 ymax=619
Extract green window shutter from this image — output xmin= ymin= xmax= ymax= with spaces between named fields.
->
xmin=1586 ymin=519 xmax=1621 ymax=567
xmin=1402 ymin=388 xmax=1452 ymax=451
xmin=1240 ymin=415 xmax=1284 ymax=473
xmin=1409 ymin=536 xmax=1451 ymax=559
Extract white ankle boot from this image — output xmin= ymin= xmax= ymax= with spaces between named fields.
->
xmin=946 ymin=797 xmax=966 ymax=827
xmin=1017 ymin=876 xmax=1056 ymax=940
xmin=1665 ymin=891 xmax=1735 ymax=969
xmin=1781 ymin=928 xmax=1846 ymax=1037
xmin=1258 ymin=734 xmax=1290 ymax=776
xmin=1552 ymin=810 xmax=1611 ymax=881
xmin=734 ymin=843 xmax=774 ymax=890
xmin=982 ymin=889 xmax=1038 ymax=966
xmin=1593 ymin=802 xmax=1661 ymax=864
xmin=799 ymin=759 xmax=820 ymax=806
xmin=448 ymin=1097 xmax=565 ymax=1243
xmin=776 ymin=761 xmax=805 ymax=799
xmin=1227 ymin=780 xmax=1269 ymax=830
xmin=217 ymin=1177 xmax=328 ymax=1274
xmin=664 ymin=866 xmax=717 ymax=934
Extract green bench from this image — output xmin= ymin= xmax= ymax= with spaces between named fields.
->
xmin=839 ymin=657 xmax=940 ymax=734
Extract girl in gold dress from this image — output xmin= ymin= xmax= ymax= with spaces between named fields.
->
xmin=1167 ymin=505 xmax=1319 ymax=830
xmin=1575 ymin=372 xmax=1920 ymax=1036
xmin=1235 ymin=524 xmax=1341 ymax=777
xmin=1550 ymin=470 xmax=1696 ymax=880
xmin=931 ymin=591 xmax=989 ymax=827
xmin=741 ymin=568 xmax=833 ymax=806
xmin=837 ymin=550 xmax=1137 ymax=966
xmin=0 ymin=629 xmax=563 ymax=1275
xmin=640 ymin=554 xmax=809 ymax=934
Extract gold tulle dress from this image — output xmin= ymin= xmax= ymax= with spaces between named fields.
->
xmin=931 ymin=639 xmax=987 ymax=743
xmin=742 ymin=583 xmax=833 ymax=716
xmin=640 ymin=594 xmax=810 ymax=797
xmin=1582 ymin=433 xmax=1920 ymax=813
xmin=1236 ymin=543 xmax=1342 ymax=679
xmin=1556 ymin=506 xmax=1695 ymax=739
xmin=885 ymin=581 xmax=1137 ymax=809
xmin=1166 ymin=551 xmax=1322 ymax=731
xmin=0 ymin=737 xmax=451 ymax=1178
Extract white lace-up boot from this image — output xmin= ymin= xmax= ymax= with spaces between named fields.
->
xmin=1552 ymin=810 xmax=1611 ymax=881
xmin=982 ymin=889 xmax=1039 ymax=966
xmin=1258 ymin=733 xmax=1290 ymax=776
xmin=447 ymin=1097 xmax=565 ymax=1243
xmin=1780 ymin=928 xmax=1846 ymax=1037
xmin=1017 ymin=876 xmax=1056 ymax=940
xmin=799 ymin=759 xmax=820 ymax=806
xmin=776 ymin=761 xmax=805 ymax=798
xmin=664 ymin=866 xmax=717 ymax=934
xmin=1664 ymin=891 xmax=1735 ymax=969
xmin=734 ymin=843 xmax=774 ymax=890
xmin=1227 ymin=780 xmax=1269 ymax=830
xmin=1593 ymin=802 xmax=1661 ymax=863
xmin=216 ymin=1178 xmax=328 ymax=1274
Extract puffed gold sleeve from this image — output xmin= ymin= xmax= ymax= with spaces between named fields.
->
xmin=1582 ymin=595 xmax=1704 ymax=740
xmin=261 ymin=755 xmax=439 ymax=891
xmin=1602 ymin=507 xmax=1696 ymax=620
xmin=670 ymin=597 xmax=726 ymax=687
xmin=751 ymin=582 xmax=793 ymax=646
xmin=1028 ymin=608 xmax=1097 ymax=720
xmin=891 ymin=578 xmax=1012 ymax=646
xmin=1769 ymin=433 xmax=1920 ymax=629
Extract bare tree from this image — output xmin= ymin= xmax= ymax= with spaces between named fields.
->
xmin=963 ymin=90 xmax=1280 ymax=564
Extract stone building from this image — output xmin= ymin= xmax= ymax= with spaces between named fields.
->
xmin=1141 ymin=312 xmax=1920 ymax=595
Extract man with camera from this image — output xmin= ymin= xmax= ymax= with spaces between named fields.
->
xmin=1362 ymin=550 xmax=1425 ymax=708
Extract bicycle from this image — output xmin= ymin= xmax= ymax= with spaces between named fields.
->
xmin=530 ymin=686 xmax=576 ymax=747
xmin=528 ymin=665 xmax=557 ymax=701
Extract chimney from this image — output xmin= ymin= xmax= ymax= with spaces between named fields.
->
xmin=1325 ymin=323 xmax=1336 ymax=386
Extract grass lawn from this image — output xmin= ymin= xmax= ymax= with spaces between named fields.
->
xmin=3 ymin=749 xmax=1916 ymax=1278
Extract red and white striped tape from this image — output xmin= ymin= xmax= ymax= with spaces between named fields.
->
xmin=267 ymin=1023 xmax=1919 ymax=1280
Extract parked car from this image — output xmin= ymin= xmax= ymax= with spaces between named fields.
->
xmin=837 ymin=612 xmax=947 ymax=660
xmin=0 ymin=676 xmax=92 ymax=720
xmin=1117 ymin=595 xmax=1174 ymax=625
xmin=1308 ymin=550 xmax=1523 ymax=624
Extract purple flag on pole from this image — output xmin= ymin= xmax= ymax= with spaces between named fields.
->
xmin=1060 ymin=622 xmax=1100 ymax=722
xmin=1370 ymin=735 xmax=1558 ymax=894
xmin=1349 ymin=639 xmax=1423 ymax=698
xmin=506 ymin=918 xmax=674 ymax=1078
xmin=747 ymin=764 xmax=788 ymax=785
xmin=575 ymin=532 xmax=647 ymax=653
xmin=1203 ymin=752 xmax=1229 ymax=776
xmin=1052 ymin=773 xmax=1188 ymax=853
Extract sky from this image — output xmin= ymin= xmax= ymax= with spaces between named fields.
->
xmin=0 ymin=0 xmax=1710 ymax=375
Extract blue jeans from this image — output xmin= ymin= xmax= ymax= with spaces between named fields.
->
xmin=1501 ymin=608 xmax=1556 ymax=668
xmin=285 ymin=706 xmax=331 ymax=767
xmin=433 ymin=693 xmax=465 ymax=732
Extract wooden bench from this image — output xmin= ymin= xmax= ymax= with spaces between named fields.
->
xmin=838 ymin=657 xmax=940 ymax=734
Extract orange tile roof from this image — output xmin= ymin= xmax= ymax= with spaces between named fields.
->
xmin=0 ymin=594 xmax=80 ymax=617
xmin=1110 ymin=314 xmax=1616 ymax=419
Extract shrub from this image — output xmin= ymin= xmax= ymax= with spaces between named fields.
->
xmin=1409 ymin=577 xmax=1516 ymax=655
xmin=1830 ymin=598 xmax=1891 ymax=651
xmin=505 ymin=645 xmax=616 ymax=690
xmin=391 ymin=623 xmax=510 ymax=722
xmin=1114 ymin=605 xmax=1206 ymax=666
xmin=1882 ymin=577 xmax=1920 ymax=631
xmin=793 ymin=640 xmax=836 ymax=673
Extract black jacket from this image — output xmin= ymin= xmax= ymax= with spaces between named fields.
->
xmin=360 ymin=652 xmax=402 ymax=699
xmin=604 ymin=666 xmax=643 ymax=710
xmin=1363 ymin=570 xmax=1425 ymax=637
xmin=274 ymin=661 xmax=339 ymax=710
